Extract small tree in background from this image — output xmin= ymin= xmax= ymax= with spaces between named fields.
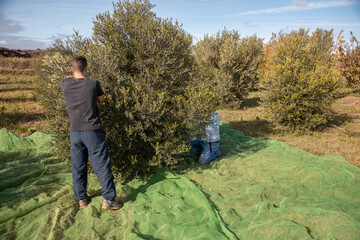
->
xmin=36 ymin=0 xmax=218 ymax=181
xmin=260 ymin=28 xmax=341 ymax=132
xmin=336 ymin=31 xmax=360 ymax=87
xmin=193 ymin=29 xmax=264 ymax=108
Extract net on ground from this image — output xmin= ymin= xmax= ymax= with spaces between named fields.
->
xmin=0 ymin=123 xmax=359 ymax=239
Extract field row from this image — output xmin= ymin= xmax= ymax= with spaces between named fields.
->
xmin=0 ymin=72 xmax=44 ymax=136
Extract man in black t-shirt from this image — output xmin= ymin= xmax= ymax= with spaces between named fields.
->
xmin=60 ymin=56 xmax=121 ymax=210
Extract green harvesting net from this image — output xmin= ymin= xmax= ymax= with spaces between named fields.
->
xmin=0 ymin=123 xmax=359 ymax=239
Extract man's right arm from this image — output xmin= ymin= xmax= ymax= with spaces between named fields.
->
xmin=98 ymin=95 xmax=105 ymax=104
xmin=96 ymin=80 xmax=105 ymax=104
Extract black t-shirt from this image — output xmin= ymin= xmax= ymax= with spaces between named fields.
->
xmin=60 ymin=77 xmax=104 ymax=131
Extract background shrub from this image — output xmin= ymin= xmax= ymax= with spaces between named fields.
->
xmin=193 ymin=29 xmax=264 ymax=109
xmin=36 ymin=0 xmax=217 ymax=181
xmin=336 ymin=31 xmax=360 ymax=87
xmin=260 ymin=28 xmax=341 ymax=132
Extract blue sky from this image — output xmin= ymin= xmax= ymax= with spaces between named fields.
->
xmin=0 ymin=0 xmax=359 ymax=49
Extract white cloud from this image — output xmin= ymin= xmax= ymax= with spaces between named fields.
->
xmin=257 ymin=21 xmax=360 ymax=27
xmin=49 ymin=33 xmax=70 ymax=41
xmin=0 ymin=14 xmax=24 ymax=34
xmin=242 ymin=21 xmax=260 ymax=28
xmin=0 ymin=36 xmax=47 ymax=49
xmin=292 ymin=0 xmax=308 ymax=7
xmin=232 ymin=0 xmax=359 ymax=16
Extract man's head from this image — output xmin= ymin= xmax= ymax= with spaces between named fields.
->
xmin=72 ymin=56 xmax=87 ymax=74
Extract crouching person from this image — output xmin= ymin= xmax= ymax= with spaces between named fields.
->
xmin=190 ymin=112 xmax=221 ymax=164
xmin=60 ymin=56 xmax=122 ymax=210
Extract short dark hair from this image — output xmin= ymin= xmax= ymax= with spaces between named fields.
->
xmin=72 ymin=56 xmax=87 ymax=73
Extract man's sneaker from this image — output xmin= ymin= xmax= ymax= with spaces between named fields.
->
xmin=102 ymin=199 xmax=123 ymax=210
xmin=79 ymin=199 xmax=88 ymax=209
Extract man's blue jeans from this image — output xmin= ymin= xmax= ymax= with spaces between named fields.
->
xmin=70 ymin=129 xmax=116 ymax=201
xmin=190 ymin=140 xmax=220 ymax=164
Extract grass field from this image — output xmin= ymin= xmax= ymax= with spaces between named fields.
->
xmin=218 ymin=91 xmax=360 ymax=168
xmin=0 ymin=59 xmax=44 ymax=136
xmin=0 ymin=57 xmax=37 ymax=70
xmin=0 ymin=57 xmax=359 ymax=168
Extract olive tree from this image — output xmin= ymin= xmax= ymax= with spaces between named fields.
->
xmin=36 ymin=0 xmax=217 ymax=181
xmin=260 ymin=28 xmax=341 ymax=132
xmin=193 ymin=29 xmax=264 ymax=108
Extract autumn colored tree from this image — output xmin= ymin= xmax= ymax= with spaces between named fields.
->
xmin=335 ymin=31 xmax=360 ymax=87
xmin=260 ymin=28 xmax=341 ymax=132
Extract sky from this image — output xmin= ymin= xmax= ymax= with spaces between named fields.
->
xmin=0 ymin=0 xmax=359 ymax=49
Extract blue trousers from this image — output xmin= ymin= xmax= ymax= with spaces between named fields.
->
xmin=190 ymin=140 xmax=220 ymax=164
xmin=70 ymin=129 xmax=116 ymax=201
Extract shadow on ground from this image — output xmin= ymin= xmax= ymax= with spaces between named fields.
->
xmin=240 ymin=96 xmax=260 ymax=108
xmin=0 ymin=112 xmax=45 ymax=128
xmin=0 ymin=96 xmax=36 ymax=102
xmin=0 ymin=87 xmax=34 ymax=92
xmin=229 ymin=119 xmax=273 ymax=138
xmin=174 ymin=122 xmax=268 ymax=174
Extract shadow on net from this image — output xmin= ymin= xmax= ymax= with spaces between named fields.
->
xmin=175 ymin=123 xmax=268 ymax=173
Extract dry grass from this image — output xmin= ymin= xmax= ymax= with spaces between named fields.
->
xmin=218 ymin=91 xmax=360 ymax=168
xmin=0 ymin=66 xmax=45 ymax=136
xmin=0 ymin=57 xmax=37 ymax=70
